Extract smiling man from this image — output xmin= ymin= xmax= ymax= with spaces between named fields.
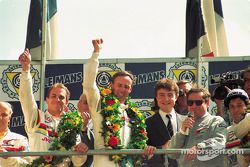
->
xmin=82 ymin=39 xmax=147 ymax=167
xmin=167 ymin=87 xmax=228 ymax=167
xmin=19 ymin=49 xmax=88 ymax=166
xmin=144 ymin=78 xmax=186 ymax=167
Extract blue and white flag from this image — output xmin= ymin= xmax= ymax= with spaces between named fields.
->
xmin=186 ymin=0 xmax=229 ymax=58
xmin=25 ymin=0 xmax=58 ymax=60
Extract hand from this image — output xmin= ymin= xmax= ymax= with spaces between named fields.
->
xmin=43 ymin=155 xmax=53 ymax=162
xmin=74 ymin=142 xmax=88 ymax=153
xmin=92 ymin=38 xmax=103 ymax=53
xmin=78 ymin=94 xmax=91 ymax=131
xmin=162 ymin=140 xmax=170 ymax=149
xmin=181 ymin=117 xmax=194 ymax=132
xmin=144 ymin=145 xmax=156 ymax=156
xmin=184 ymin=145 xmax=198 ymax=161
xmin=18 ymin=48 xmax=31 ymax=72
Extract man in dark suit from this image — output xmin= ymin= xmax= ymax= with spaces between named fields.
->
xmin=144 ymin=78 xmax=186 ymax=167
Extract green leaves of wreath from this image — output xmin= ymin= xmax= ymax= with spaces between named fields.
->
xmin=26 ymin=111 xmax=83 ymax=167
xmin=100 ymin=88 xmax=148 ymax=167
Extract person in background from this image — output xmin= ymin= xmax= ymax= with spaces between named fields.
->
xmin=241 ymin=67 xmax=250 ymax=97
xmin=19 ymin=49 xmax=88 ymax=167
xmin=146 ymin=87 xmax=228 ymax=167
xmin=144 ymin=78 xmax=186 ymax=167
xmin=224 ymin=89 xmax=250 ymax=167
xmin=77 ymin=94 xmax=94 ymax=167
xmin=0 ymin=101 xmax=30 ymax=167
xmin=175 ymin=80 xmax=192 ymax=116
xmin=215 ymin=66 xmax=250 ymax=125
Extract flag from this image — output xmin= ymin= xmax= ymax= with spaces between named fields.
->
xmin=186 ymin=0 xmax=229 ymax=58
xmin=25 ymin=0 xmax=58 ymax=60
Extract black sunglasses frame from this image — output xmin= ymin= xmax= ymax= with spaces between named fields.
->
xmin=187 ymin=100 xmax=204 ymax=106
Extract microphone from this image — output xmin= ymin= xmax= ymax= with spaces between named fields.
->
xmin=185 ymin=112 xmax=194 ymax=135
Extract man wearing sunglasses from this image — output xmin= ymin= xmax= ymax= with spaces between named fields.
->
xmin=175 ymin=80 xmax=192 ymax=116
xmin=167 ymin=87 xmax=228 ymax=167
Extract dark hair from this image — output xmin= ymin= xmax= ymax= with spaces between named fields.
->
xmin=186 ymin=87 xmax=211 ymax=101
xmin=154 ymin=78 xmax=179 ymax=97
xmin=241 ymin=67 xmax=250 ymax=86
xmin=241 ymin=67 xmax=250 ymax=78
xmin=152 ymin=78 xmax=179 ymax=111
xmin=111 ymin=71 xmax=134 ymax=85
xmin=177 ymin=80 xmax=192 ymax=87
xmin=47 ymin=83 xmax=70 ymax=101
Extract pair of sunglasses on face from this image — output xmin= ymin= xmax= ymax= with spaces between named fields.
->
xmin=187 ymin=100 xmax=205 ymax=106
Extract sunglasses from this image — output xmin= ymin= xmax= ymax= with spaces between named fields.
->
xmin=187 ymin=100 xmax=204 ymax=106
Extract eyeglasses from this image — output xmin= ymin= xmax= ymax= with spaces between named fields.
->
xmin=187 ymin=100 xmax=204 ymax=106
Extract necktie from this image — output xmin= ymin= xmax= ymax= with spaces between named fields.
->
xmin=166 ymin=114 xmax=173 ymax=137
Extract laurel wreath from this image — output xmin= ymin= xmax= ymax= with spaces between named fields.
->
xmin=100 ymin=88 xmax=148 ymax=167
xmin=26 ymin=111 xmax=83 ymax=167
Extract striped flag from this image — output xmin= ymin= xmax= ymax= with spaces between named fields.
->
xmin=25 ymin=0 xmax=58 ymax=60
xmin=186 ymin=0 xmax=229 ymax=58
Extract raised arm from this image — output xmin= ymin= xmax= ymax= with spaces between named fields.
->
xmin=83 ymin=39 xmax=103 ymax=110
xmin=18 ymin=49 xmax=39 ymax=131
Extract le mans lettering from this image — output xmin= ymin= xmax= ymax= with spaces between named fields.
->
xmin=45 ymin=72 xmax=82 ymax=87
xmin=10 ymin=116 xmax=25 ymax=128
xmin=134 ymin=70 xmax=165 ymax=85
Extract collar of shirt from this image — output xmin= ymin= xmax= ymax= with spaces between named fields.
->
xmin=159 ymin=109 xmax=177 ymax=134
xmin=200 ymin=111 xmax=209 ymax=119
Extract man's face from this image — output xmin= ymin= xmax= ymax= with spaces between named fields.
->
xmin=0 ymin=103 xmax=11 ymax=131
xmin=111 ymin=76 xmax=133 ymax=103
xmin=229 ymin=97 xmax=246 ymax=124
xmin=46 ymin=87 xmax=68 ymax=116
xmin=187 ymin=92 xmax=209 ymax=118
xmin=177 ymin=83 xmax=192 ymax=107
xmin=243 ymin=72 xmax=250 ymax=96
xmin=156 ymin=88 xmax=177 ymax=113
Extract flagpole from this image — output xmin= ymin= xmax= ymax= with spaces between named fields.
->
xmin=40 ymin=0 xmax=47 ymax=111
xmin=197 ymin=37 xmax=203 ymax=86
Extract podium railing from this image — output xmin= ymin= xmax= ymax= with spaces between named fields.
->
xmin=1 ymin=148 xmax=250 ymax=157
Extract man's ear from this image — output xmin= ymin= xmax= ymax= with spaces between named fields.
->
xmin=206 ymin=99 xmax=210 ymax=106
xmin=45 ymin=97 xmax=49 ymax=104
xmin=129 ymin=86 xmax=133 ymax=93
xmin=110 ymin=83 xmax=113 ymax=89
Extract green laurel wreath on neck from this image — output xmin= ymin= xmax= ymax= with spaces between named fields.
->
xmin=100 ymin=88 xmax=148 ymax=167
xmin=26 ymin=111 xmax=83 ymax=167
